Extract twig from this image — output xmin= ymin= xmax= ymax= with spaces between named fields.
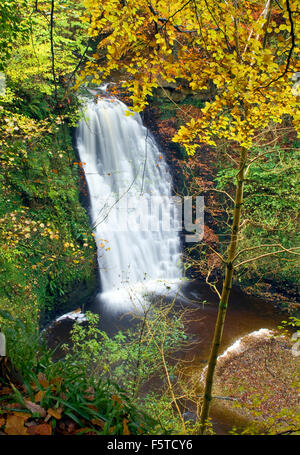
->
xmin=233 ymin=242 xmax=292 ymax=262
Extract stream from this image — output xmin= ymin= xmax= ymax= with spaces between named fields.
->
xmin=46 ymin=279 xmax=284 ymax=434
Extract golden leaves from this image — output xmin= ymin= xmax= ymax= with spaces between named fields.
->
xmin=81 ymin=0 xmax=300 ymax=151
xmin=4 ymin=413 xmax=30 ymax=435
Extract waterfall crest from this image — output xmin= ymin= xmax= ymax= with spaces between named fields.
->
xmin=76 ymin=97 xmax=182 ymax=312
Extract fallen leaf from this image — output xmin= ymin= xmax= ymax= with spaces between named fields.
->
xmin=15 ymin=411 xmax=31 ymax=419
xmin=27 ymin=423 xmax=52 ymax=435
xmin=37 ymin=372 xmax=49 ymax=388
xmin=112 ymin=394 xmax=122 ymax=404
xmin=25 ymin=400 xmax=46 ymax=418
xmin=34 ymin=390 xmax=45 ymax=403
xmin=5 ymin=414 xmax=29 ymax=435
xmin=47 ymin=408 xmax=62 ymax=420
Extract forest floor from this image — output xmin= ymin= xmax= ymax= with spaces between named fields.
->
xmin=211 ymin=333 xmax=300 ymax=434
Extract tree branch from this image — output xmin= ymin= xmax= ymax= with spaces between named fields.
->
xmin=235 ymin=246 xmax=300 ymax=268
xmin=233 ymin=242 xmax=292 ymax=261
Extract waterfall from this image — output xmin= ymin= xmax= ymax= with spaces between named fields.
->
xmin=76 ymin=97 xmax=182 ymax=312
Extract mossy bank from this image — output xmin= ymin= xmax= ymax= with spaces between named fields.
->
xmin=0 ymin=78 xmax=97 ymax=370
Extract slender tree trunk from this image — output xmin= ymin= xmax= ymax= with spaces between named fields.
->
xmin=199 ymin=147 xmax=248 ymax=434
xmin=50 ymin=0 xmax=57 ymax=102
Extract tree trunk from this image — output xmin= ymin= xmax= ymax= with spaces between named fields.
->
xmin=199 ymin=147 xmax=248 ymax=434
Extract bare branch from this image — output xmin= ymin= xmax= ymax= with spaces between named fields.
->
xmin=233 ymin=242 xmax=294 ymax=262
xmin=235 ymin=246 xmax=300 ymax=268
xmin=208 ymin=187 xmax=235 ymax=204
xmin=206 ymin=269 xmax=222 ymax=300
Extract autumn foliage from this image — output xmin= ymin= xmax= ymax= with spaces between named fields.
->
xmin=79 ymin=0 xmax=299 ymax=153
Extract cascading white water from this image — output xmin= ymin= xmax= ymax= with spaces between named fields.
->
xmin=76 ymin=96 xmax=182 ymax=312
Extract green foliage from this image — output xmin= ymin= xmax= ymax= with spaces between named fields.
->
xmin=61 ymin=309 xmax=190 ymax=434
xmin=2 ymin=346 xmax=155 ymax=435
xmin=151 ymin=93 xmax=205 ymax=122
xmin=215 ymin=146 xmax=300 ymax=289
xmin=0 ymin=307 xmax=40 ymax=373
xmin=4 ymin=0 xmax=91 ymax=95
xmin=152 ymin=96 xmax=179 ymax=121
xmin=0 ymin=74 xmax=96 ymax=371
xmin=0 ymin=0 xmax=97 ymax=338
xmin=0 ymin=0 xmax=29 ymax=70
xmin=0 ymin=308 xmax=192 ymax=434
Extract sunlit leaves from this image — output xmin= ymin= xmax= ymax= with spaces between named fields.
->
xmin=0 ymin=0 xmax=29 ymax=70
xmin=81 ymin=0 xmax=300 ymax=153
xmin=3 ymin=0 xmax=90 ymax=94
